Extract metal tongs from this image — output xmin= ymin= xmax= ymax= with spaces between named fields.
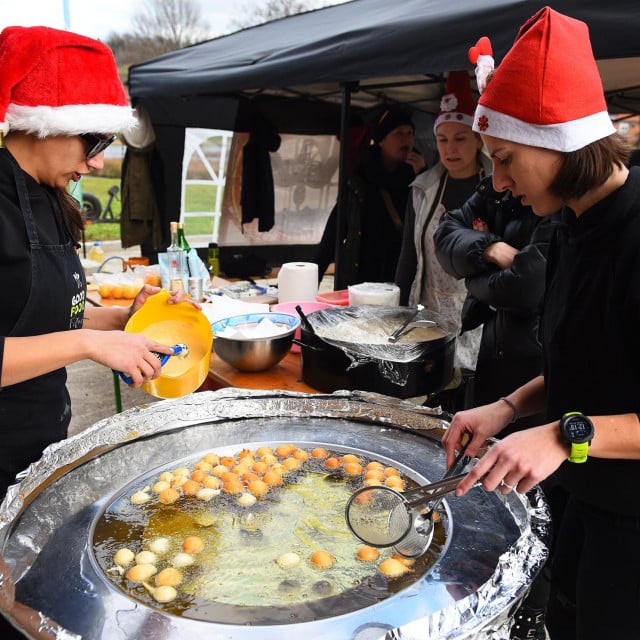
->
xmin=387 ymin=304 xmax=436 ymax=342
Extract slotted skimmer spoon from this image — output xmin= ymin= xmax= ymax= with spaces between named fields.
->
xmin=345 ymin=443 xmax=472 ymax=557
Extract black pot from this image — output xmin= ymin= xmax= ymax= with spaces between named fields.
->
xmin=298 ymin=306 xmax=456 ymax=399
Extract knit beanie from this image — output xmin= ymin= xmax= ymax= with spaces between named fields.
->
xmin=372 ymin=105 xmax=415 ymax=143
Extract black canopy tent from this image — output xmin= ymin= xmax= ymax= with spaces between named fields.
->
xmin=127 ymin=0 xmax=640 ymax=287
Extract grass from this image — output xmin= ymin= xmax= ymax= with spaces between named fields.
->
xmin=79 ymin=177 xmax=219 ymax=242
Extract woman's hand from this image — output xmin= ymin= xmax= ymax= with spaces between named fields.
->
xmin=483 ymin=241 xmax=519 ymax=269
xmin=129 ymin=285 xmax=202 ymax=317
xmin=88 ymin=330 xmax=175 ymax=387
xmin=455 ymin=422 xmax=568 ymax=496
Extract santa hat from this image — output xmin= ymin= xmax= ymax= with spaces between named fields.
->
xmin=471 ymin=7 xmax=615 ymax=152
xmin=433 ymin=70 xmax=476 ymax=133
xmin=0 ymin=25 xmax=137 ymax=138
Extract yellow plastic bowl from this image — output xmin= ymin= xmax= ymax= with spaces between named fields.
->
xmin=124 ymin=289 xmax=213 ymax=399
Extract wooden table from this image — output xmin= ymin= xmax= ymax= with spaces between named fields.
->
xmin=204 ymin=349 xmax=317 ymax=394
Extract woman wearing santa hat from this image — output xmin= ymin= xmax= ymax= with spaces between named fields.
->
xmin=443 ymin=8 xmax=639 ymax=639
xmin=0 ymin=27 xmax=193 ymax=505
xmin=395 ymin=70 xmax=492 ymax=407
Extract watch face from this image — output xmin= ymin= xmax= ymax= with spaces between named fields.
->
xmin=565 ymin=416 xmax=593 ymax=443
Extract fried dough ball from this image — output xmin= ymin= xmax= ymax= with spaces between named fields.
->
xmin=260 ymin=453 xmax=278 ymax=466
xmin=247 ymin=479 xmax=270 ymax=498
xmin=277 ymin=552 xmax=301 ymax=569
xmin=293 ymin=449 xmax=309 ymax=461
xmin=343 ymin=462 xmax=364 ymax=476
xmin=384 ymin=475 xmax=405 ymax=491
xmin=223 ymin=479 xmax=244 ymax=495
xmin=356 ymin=546 xmax=380 ymax=562
xmin=262 ymin=470 xmax=283 ymax=487
xmin=171 ymin=552 xmax=195 ymax=568
xmin=237 ymin=492 xmax=257 ymax=507
xmin=276 ymin=444 xmax=296 ymax=458
xmin=383 ymin=467 xmax=400 ymax=478
xmin=378 ymin=558 xmax=409 ymax=578
xmin=148 ymin=538 xmax=170 ymax=555
xmin=114 ymin=548 xmax=135 ymax=567
xmin=203 ymin=452 xmax=220 ymax=466
xmin=152 ymin=480 xmax=171 ymax=494
xmin=130 ymin=490 xmax=151 ymax=505
xmin=152 ymin=585 xmax=178 ymax=603
xmin=324 ymin=457 xmax=341 ymax=469
xmin=310 ymin=550 xmax=334 ymax=569
xmin=182 ymin=535 xmax=205 ymax=554
xmin=126 ymin=563 xmax=157 ymax=582
xmin=255 ymin=446 xmax=273 ymax=457
xmin=181 ymin=480 xmax=201 ymax=496
xmin=196 ymin=488 xmax=219 ymax=501
xmin=251 ymin=460 xmax=269 ymax=474
xmin=191 ymin=470 xmax=208 ymax=483
xmin=155 ymin=567 xmax=182 ymax=587
xmin=202 ymin=475 xmax=221 ymax=490
xmin=282 ymin=457 xmax=301 ymax=472
xmin=342 ymin=454 xmax=360 ymax=464
xmin=158 ymin=487 xmax=180 ymax=505
xmin=135 ymin=550 xmax=157 ymax=565
xmin=311 ymin=447 xmax=329 ymax=459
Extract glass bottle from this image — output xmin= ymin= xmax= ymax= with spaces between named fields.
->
xmin=207 ymin=242 xmax=220 ymax=278
xmin=177 ymin=222 xmax=192 ymax=276
xmin=167 ymin=221 xmax=185 ymax=291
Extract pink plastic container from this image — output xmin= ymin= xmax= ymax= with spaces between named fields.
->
xmin=271 ymin=301 xmax=335 ymax=352
xmin=316 ymin=290 xmax=350 ymax=306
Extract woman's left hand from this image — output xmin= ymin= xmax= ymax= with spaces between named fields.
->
xmin=129 ymin=285 xmax=202 ymax=316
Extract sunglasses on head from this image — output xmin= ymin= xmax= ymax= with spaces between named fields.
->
xmin=79 ymin=133 xmax=117 ymax=159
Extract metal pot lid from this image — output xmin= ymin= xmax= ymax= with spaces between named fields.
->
xmin=0 ymin=390 xmax=550 ymax=640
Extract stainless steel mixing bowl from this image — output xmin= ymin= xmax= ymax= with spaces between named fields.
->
xmin=212 ymin=312 xmax=299 ymax=372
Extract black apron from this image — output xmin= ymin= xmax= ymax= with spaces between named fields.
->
xmin=0 ymin=154 xmax=86 ymax=499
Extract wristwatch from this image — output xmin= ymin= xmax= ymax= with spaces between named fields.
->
xmin=559 ymin=412 xmax=594 ymax=463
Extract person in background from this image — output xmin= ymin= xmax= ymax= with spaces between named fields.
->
xmin=395 ymin=70 xmax=492 ymax=406
xmin=315 ymin=105 xmax=425 ymax=284
xmin=0 ymin=27 xmax=195 ymax=507
xmin=442 ymin=8 xmax=639 ymax=639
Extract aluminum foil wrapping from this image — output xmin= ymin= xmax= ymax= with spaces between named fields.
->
xmin=0 ymin=389 xmax=550 ymax=640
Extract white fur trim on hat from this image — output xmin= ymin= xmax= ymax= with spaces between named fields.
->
xmin=6 ymin=103 xmax=137 ymax=138
xmin=434 ymin=111 xmax=474 ymax=132
xmin=473 ymin=104 xmax=616 ymax=152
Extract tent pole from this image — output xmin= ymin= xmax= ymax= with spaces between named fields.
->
xmin=334 ymin=81 xmax=358 ymax=291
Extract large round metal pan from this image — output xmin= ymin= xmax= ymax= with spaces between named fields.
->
xmin=0 ymin=390 xmax=550 ymax=640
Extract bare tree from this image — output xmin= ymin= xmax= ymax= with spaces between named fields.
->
xmin=132 ymin=0 xmax=210 ymax=50
xmin=230 ymin=0 xmax=331 ymax=30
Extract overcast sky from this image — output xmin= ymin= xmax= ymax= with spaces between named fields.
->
xmin=0 ymin=0 xmax=349 ymax=41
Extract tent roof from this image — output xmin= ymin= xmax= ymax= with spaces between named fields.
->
xmin=129 ymin=0 xmax=640 ymax=131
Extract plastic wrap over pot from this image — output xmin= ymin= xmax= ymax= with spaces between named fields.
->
xmin=304 ymin=305 xmax=459 ymax=388
xmin=0 ymin=390 xmax=549 ymax=640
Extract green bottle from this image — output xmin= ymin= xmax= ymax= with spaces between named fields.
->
xmin=177 ymin=222 xmax=192 ymax=276
xmin=207 ymin=242 xmax=220 ymax=277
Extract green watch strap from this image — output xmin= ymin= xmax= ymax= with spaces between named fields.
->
xmin=568 ymin=441 xmax=589 ymax=464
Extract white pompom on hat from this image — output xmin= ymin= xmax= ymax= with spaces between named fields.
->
xmin=471 ymin=7 xmax=614 ymax=152
xmin=433 ymin=70 xmax=477 ymax=134
xmin=0 ymin=25 xmax=137 ymax=138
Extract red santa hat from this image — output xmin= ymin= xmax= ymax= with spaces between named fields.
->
xmin=0 ymin=25 xmax=137 ymax=138
xmin=471 ymin=7 xmax=615 ymax=152
xmin=433 ymin=70 xmax=477 ymax=133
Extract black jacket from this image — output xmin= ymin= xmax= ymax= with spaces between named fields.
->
xmin=315 ymin=145 xmax=415 ymax=284
xmin=434 ymin=177 xmax=555 ymax=423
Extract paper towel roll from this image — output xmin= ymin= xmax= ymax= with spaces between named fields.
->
xmin=277 ymin=262 xmax=319 ymax=303
xmin=348 ymin=282 xmax=400 ymax=306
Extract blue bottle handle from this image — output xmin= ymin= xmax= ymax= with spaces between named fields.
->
xmin=115 ymin=344 xmax=185 ymax=385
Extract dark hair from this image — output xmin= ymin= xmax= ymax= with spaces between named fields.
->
xmin=57 ymin=188 xmax=84 ymax=242
xmin=549 ymin=133 xmax=630 ymax=200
